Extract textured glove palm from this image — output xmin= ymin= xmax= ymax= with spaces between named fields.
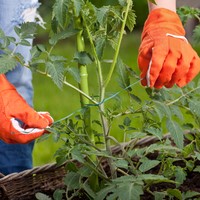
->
xmin=138 ymin=8 xmax=200 ymax=88
xmin=0 ymin=74 xmax=53 ymax=144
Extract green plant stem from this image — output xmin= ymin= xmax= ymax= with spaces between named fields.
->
xmin=75 ymin=18 xmax=95 ymax=148
xmin=82 ymin=12 xmax=117 ymax=178
xmin=75 ymin=16 xmax=100 ymax=191
xmin=104 ymin=0 xmax=132 ymax=88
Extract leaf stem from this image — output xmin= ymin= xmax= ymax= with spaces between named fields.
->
xmin=104 ymin=0 xmax=132 ymax=87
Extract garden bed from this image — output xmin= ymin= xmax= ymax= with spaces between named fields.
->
xmin=0 ymin=134 xmax=200 ymax=200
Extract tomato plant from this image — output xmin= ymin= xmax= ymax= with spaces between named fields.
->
xmin=1 ymin=0 xmax=200 ymax=199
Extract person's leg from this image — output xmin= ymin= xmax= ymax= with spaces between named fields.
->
xmin=0 ymin=0 xmax=41 ymax=175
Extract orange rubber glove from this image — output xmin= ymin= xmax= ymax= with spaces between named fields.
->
xmin=138 ymin=8 xmax=200 ymax=88
xmin=0 ymin=74 xmax=53 ymax=144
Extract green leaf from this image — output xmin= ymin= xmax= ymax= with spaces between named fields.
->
xmin=96 ymin=184 xmax=116 ymax=200
xmin=35 ymin=193 xmax=52 ymax=200
xmin=126 ymin=10 xmax=136 ymax=32
xmin=123 ymin=117 xmax=131 ymax=127
xmin=53 ymin=0 xmax=68 ymax=27
xmin=66 ymin=67 xmax=81 ymax=83
xmin=166 ymin=119 xmax=184 ymax=149
xmin=53 ymin=189 xmax=65 ymax=200
xmin=46 ymin=61 xmax=64 ymax=89
xmin=183 ymin=191 xmax=200 ymax=199
xmin=183 ymin=142 xmax=195 ymax=157
xmin=154 ymin=192 xmax=166 ymax=200
xmin=167 ymin=189 xmax=182 ymax=200
xmin=19 ymin=39 xmax=31 ymax=46
xmin=189 ymin=100 xmax=200 ymax=118
xmin=139 ymin=158 xmax=160 ymax=173
xmin=139 ymin=174 xmax=168 ymax=182
xmin=95 ymin=36 xmax=106 ymax=59
xmin=175 ymin=167 xmax=186 ymax=187
xmin=17 ymin=22 xmax=37 ymax=38
xmin=117 ymin=58 xmax=131 ymax=91
xmin=170 ymin=105 xmax=184 ymax=121
xmin=0 ymin=55 xmax=17 ymax=74
xmin=118 ymin=0 xmax=126 ymax=6
xmin=49 ymin=28 xmax=79 ymax=45
xmin=116 ymin=183 xmax=143 ymax=200
xmin=144 ymin=126 xmax=162 ymax=140
xmin=130 ymin=93 xmax=142 ymax=104
xmin=82 ymin=182 xmax=96 ymax=199
xmin=71 ymin=147 xmax=85 ymax=163
xmin=74 ymin=51 xmax=94 ymax=65
xmin=64 ymin=172 xmax=81 ymax=190
xmin=96 ymin=6 xmax=109 ymax=25
xmin=115 ymin=159 xmax=129 ymax=169
xmin=153 ymin=101 xmax=171 ymax=120
xmin=78 ymin=165 xmax=92 ymax=177
xmin=73 ymin=0 xmax=83 ymax=16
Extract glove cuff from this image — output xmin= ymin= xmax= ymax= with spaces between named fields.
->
xmin=142 ymin=8 xmax=185 ymax=38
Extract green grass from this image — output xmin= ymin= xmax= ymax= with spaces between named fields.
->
xmin=32 ymin=32 xmax=142 ymax=166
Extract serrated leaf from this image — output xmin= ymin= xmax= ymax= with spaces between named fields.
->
xmin=49 ymin=28 xmax=79 ymax=45
xmin=126 ymin=10 xmax=136 ymax=32
xmin=74 ymin=51 xmax=94 ymax=65
xmin=183 ymin=191 xmax=200 ymax=199
xmin=46 ymin=61 xmax=64 ymax=89
xmin=115 ymin=159 xmax=129 ymax=169
xmin=153 ymin=101 xmax=171 ymax=120
xmin=64 ymin=172 xmax=81 ymax=190
xmin=167 ymin=189 xmax=182 ymax=200
xmin=78 ymin=165 xmax=92 ymax=177
xmin=0 ymin=55 xmax=17 ymax=74
xmin=17 ymin=22 xmax=37 ymax=39
xmin=139 ymin=158 xmax=160 ymax=173
xmin=189 ymin=100 xmax=200 ymax=118
xmin=175 ymin=167 xmax=186 ymax=187
xmin=96 ymin=6 xmax=109 ymax=25
xmin=73 ymin=0 xmax=83 ymax=16
xmin=183 ymin=142 xmax=194 ymax=157
xmin=144 ymin=126 xmax=162 ymax=140
xmin=170 ymin=105 xmax=184 ymax=121
xmin=71 ymin=148 xmax=85 ymax=163
xmin=117 ymin=58 xmax=131 ymax=91
xmin=96 ymin=184 xmax=115 ymax=200
xmin=95 ymin=36 xmax=106 ymax=59
xmin=53 ymin=0 xmax=68 ymax=27
xmin=67 ymin=67 xmax=81 ymax=83
xmin=166 ymin=119 xmax=184 ymax=149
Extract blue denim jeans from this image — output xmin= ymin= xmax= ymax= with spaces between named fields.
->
xmin=0 ymin=0 xmax=41 ymax=175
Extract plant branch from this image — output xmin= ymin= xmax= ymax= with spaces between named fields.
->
xmin=35 ymin=69 xmax=98 ymax=105
xmin=104 ymin=0 xmax=132 ymax=87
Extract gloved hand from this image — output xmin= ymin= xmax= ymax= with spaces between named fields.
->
xmin=0 ymin=74 xmax=53 ymax=144
xmin=138 ymin=8 xmax=200 ymax=88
